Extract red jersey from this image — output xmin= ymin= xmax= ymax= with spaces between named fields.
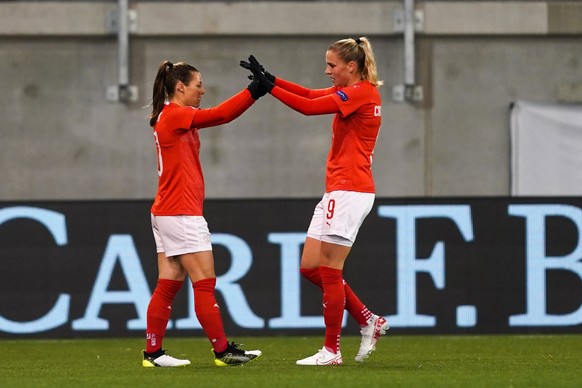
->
xmin=272 ymin=79 xmax=381 ymax=193
xmin=150 ymin=89 xmax=254 ymax=216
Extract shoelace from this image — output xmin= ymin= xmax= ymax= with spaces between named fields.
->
xmin=226 ymin=342 xmax=246 ymax=355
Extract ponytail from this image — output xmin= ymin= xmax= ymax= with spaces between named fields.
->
xmin=149 ymin=60 xmax=172 ymax=127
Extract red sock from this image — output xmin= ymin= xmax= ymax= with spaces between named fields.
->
xmin=320 ymin=266 xmax=345 ymax=354
xmin=145 ymin=278 xmax=183 ymax=353
xmin=343 ymin=279 xmax=371 ymax=326
xmin=300 ymin=267 xmax=369 ymax=326
xmin=193 ymin=278 xmax=228 ymax=353
xmin=300 ymin=267 xmax=323 ymax=290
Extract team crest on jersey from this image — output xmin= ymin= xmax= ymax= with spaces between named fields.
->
xmin=336 ymin=90 xmax=348 ymax=101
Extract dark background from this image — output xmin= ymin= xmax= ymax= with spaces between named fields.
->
xmin=1 ymin=197 xmax=581 ymax=338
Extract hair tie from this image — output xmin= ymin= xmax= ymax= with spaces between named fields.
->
xmin=166 ymin=62 xmax=173 ymax=71
xmin=355 ymin=38 xmax=362 ymax=45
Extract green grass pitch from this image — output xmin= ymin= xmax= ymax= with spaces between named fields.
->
xmin=2 ymin=334 xmax=581 ymax=387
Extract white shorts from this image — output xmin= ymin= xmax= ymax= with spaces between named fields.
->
xmin=306 ymin=190 xmax=375 ymax=247
xmin=151 ymin=214 xmax=212 ymax=257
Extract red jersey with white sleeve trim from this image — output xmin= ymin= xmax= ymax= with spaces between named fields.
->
xmin=150 ymin=89 xmax=255 ymax=216
xmin=327 ymin=81 xmax=381 ymax=193
xmin=271 ymin=79 xmax=381 ymax=193
xmin=151 ymin=103 xmax=204 ymax=216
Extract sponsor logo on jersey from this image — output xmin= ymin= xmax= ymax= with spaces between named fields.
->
xmin=336 ymin=90 xmax=348 ymax=101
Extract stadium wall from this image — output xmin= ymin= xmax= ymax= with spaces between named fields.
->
xmin=1 ymin=198 xmax=581 ymax=338
xmin=1 ymin=1 xmax=582 ymax=201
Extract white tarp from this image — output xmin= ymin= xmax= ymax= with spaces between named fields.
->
xmin=510 ymin=100 xmax=582 ymax=196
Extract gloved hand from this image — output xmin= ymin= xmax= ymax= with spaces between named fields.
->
xmin=264 ymin=69 xmax=276 ymax=84
xmin=247 ymin=78 xmax=268 ymax=100
xmin=240 ymin=55 xmax=275 ymax=93
xmin=240 ymin=56 xmax=276 ymax=83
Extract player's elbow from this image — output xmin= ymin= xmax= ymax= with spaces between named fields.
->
xmin=214 ymin=110 xmax=234 ymax=123
xmin=297 ymin=103 xmax=324 ymax=116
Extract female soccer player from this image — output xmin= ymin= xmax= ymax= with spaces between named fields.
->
xmin=142 ymin=60 xmax=265 ymax=367
xmin=241 ymin=37 xmax=388 ymax=366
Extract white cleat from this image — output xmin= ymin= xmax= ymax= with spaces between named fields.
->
xmin=296 ymin=348 xmax=343 ymax=366
xmin=355 ymin=314 xmax=389 ymax=362
xmin=142 ymin=350 xmax=191 ymax=367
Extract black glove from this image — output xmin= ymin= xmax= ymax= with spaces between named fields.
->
xmin=240 ymin=56 xmax=276 ymax=83
xmin=263 ymin=70 xmax=276 ymax=83
xmin=240 ymin=55 xmax=275 ymax=93
xmin=247 ymin=78 xmax=268 ymax=100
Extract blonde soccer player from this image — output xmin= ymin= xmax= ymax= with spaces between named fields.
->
xmin=241 ymin=37 xmax=388 ymax=366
